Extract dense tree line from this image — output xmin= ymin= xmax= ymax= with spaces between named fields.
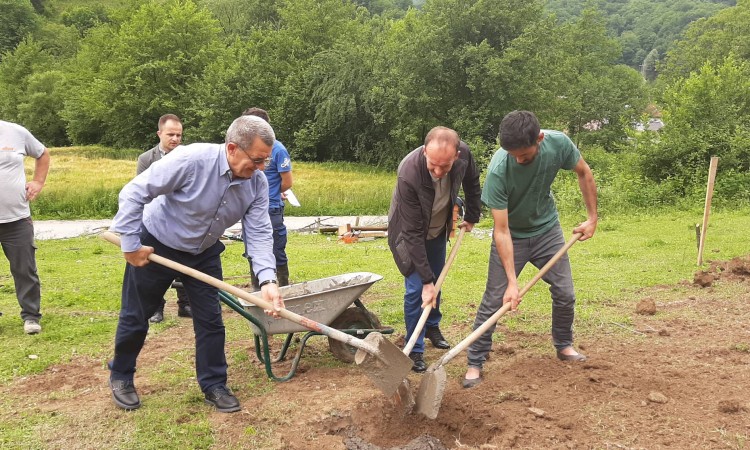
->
xmin=0 ymin=0 xmax=645 ymax=166
xmin=1 ymin=0 xmax=749 ymax=204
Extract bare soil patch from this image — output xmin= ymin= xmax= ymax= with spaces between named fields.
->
xmin=3 ymin=258 xmax=750 ymax=449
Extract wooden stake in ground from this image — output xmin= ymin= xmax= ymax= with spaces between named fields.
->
xmin=697 ymin=156 xmax=719 ymax=266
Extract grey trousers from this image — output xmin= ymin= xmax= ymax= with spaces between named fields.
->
xmin=0 ymin=217 xmax=41 ymax=321
xmin=467 ymin=225 xmax=575 ymax=369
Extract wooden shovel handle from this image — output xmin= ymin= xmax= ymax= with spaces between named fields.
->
xmin=100 ymin=232 xmax=380 ymax=354
xmin=403 ymin=227 xmax=467 ymax=355
xmin=435 ymin=232 xmax=583 ymax=367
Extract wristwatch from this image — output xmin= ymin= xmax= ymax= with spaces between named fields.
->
xmin=259 ymin=279 xmax=278 ymax=288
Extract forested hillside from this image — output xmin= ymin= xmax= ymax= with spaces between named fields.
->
xmin=545 ymin=0 xmax=734 ymax=72
xmin=1 ymin=0 xmax=749 ymax=207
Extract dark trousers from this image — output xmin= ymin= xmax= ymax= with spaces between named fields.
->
xmin=109 ymin=229 xmax=227 ymax=392
xmin=270 ymin=206 xmax=288 ymax=266
xmin=403 ymin=234 xmax=446 ymax=354
xmin=248 ymin=206 xmax=289 ymax=287
xmin=0 ymin=217 xmax=41 ymax=321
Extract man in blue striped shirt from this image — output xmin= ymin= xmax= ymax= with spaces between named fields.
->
xmin=108 ymin=115 xmax=285 ymax=413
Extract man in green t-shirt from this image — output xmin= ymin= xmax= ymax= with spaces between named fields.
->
xmin=462 ymin=110 xmax=598 ymax=389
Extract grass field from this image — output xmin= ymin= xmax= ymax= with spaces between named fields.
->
xmin=28 ymin=147 xmax=395 ymax=219
xmin=2 ymin=209 xmax=749 ymax=383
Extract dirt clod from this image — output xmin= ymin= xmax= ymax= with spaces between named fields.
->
xmin=528 ymin=407 xmax=546 ymax=418
xmin=636 ymin=298 xmax=657 ymax=315
xmin=693 ymin=272 xmax=714 ymax=287
xmin=648 ymin=392 xmax=669 ymax=404
xmin=718 ymin=400 xmax=746 ymax=414
xmin=344 ymin=435 xmax=447 ymax=450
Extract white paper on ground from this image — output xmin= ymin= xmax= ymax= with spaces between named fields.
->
xmin=284 ymin=189 xmax=301 ymax=207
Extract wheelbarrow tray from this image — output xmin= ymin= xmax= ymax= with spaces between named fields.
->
xmin=237 ymin=272 xmax=383 ymax=335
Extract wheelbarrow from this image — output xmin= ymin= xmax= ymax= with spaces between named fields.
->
xmin=215 ymin=272 xmax=394 ymax=382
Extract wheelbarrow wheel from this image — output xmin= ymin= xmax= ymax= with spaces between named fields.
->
xmin=328 ymin=306 xmax=382 ymax=363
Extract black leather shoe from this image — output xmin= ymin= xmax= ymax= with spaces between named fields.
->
xmin=204 ymin=386 xmax=241 ymax=413
xmin=425 ymin=327 xmax=451 ymax=349
xmin=109 ymin=379 xmax=141 ymax=411
xmin=149 ymin=309 xmax=164 ymax=323
xmin=177 ymin=304 xmax=192 ymax=318
xmin=409 ymin=352 xmax=427 ymax=373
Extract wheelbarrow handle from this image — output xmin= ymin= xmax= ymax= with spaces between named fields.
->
xmin=100 ymin=232 xmax=381 ymax=355
xmin=403 ymin=226 xmax=466 ymax=355
xmin=432 ymin=231 xmax=583 ymax=369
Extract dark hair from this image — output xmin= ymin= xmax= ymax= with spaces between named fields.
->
xmin=242 ymin=107 xmax=270 ymax=124
xmin=424 ymin=126 xmax=459 ymax=152
xmin=158 ymin=114 xmax=182 ymax=130
xmin=499 ymin=110 xmax=540 ymax=150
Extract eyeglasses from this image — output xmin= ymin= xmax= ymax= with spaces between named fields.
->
xmin=239 ymin=147 xmax=271 ymax=166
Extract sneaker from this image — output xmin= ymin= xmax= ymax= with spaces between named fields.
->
xmin=24 ymin=320 xmax=41 ymax=335
xmin=109 ymin=379 xmax=141 ymax=411
xmin=204 ymin=385 xmax=241 ymax=413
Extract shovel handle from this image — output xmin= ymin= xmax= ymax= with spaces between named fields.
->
xmin=403 ymin=227 xmax=467 ymax=355
xmin=100 ymin=232 xmax=380 ymax=355
xmin=434 ymin=232 xmax=583 ymax=367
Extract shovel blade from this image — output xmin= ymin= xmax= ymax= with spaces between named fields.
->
xmin=414 ymin=365 xmax=447 ymax=419
xmin=354 ymin=332 xmax=413 ymax=396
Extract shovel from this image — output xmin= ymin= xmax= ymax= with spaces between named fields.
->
xmin=392 ymin=226 xmax=467 ymax=409
xmin=414 ymin=232 xmax=583 ymax=419
xmin=100 ymin=231 xmax=412 ymax=396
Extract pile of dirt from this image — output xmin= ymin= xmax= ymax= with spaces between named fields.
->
xmin=694 ymin=255 xmax=750 ymax=287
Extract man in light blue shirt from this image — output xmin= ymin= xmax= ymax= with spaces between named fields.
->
xmin=108 ymin=115 xmax=285 ymax=413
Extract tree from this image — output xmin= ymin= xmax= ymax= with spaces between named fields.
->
xmin=61 ymin=5 xmax=111 ymax=37
xmin=61 ymin=0 xmax=223 ymax=148
xmin=198 ymin=0 xmax=280 ymax=37
xmin=0 ymin=0 xmax=38 ymax=56
xmin=642 ymin=57 xmax=750 ymax=189
xmin=661 ymin=0 xmax=750 ymax=81
xmin=641 ymin=48 xmax=659 ymax=81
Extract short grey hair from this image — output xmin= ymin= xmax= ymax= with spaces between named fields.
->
xmin=225 ymin=115 xmax=275 ymax=150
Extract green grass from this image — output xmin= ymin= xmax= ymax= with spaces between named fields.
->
xmin=29 ymin=147 xmax=395 ymax=219
xmin=3 ymin=210 xmax=749 ymax=380
xmin=1 ymin=209 xmax=749 ymax=447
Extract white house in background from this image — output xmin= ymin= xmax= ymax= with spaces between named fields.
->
xmin=647 ymin=118 xmax=665 ymax=131
xmin=635 ymin=118 xmax=665 ymax=132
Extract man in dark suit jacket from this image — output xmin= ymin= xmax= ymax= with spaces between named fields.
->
xmin=387 ymin=126 xmax=482 ymax=372
xmin=136 ymin=114 xmax=192 ymax=322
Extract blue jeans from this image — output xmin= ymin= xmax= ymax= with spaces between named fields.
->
xmin=466 ymin=225 xmax=576 ymax=369
xmin=109 ymin=228 xmax=228 ymax=392
xmin=403 ymin=235 xmax=446 ymax=354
